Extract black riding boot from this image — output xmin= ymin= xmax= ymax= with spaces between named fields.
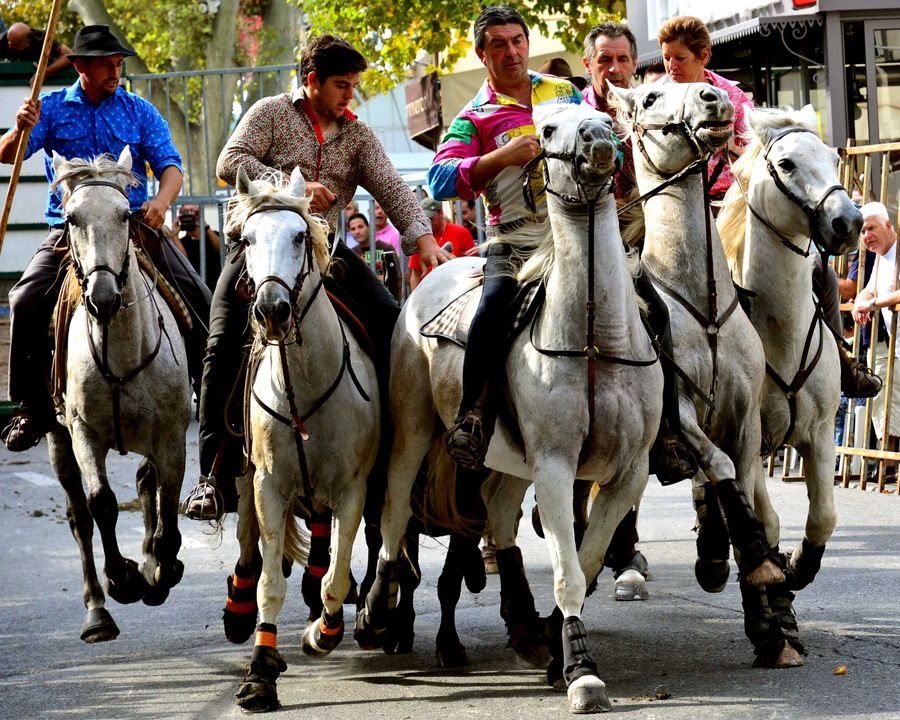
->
xmin=635 ymin=270 xmax=699 ymax=484
xmin=445 ymin=244 xmax=518 ymax=469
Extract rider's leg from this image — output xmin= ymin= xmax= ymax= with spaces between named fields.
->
xmin=186 ymin=246 xmax=249 ymax=520
xmin=3 ymin=229 xmax=66 ymax=451
xmin=147 ymin=231 xmax=213 ymax=400
xmin=446 ymin=244 xmax=518 ymax=468
xmin=634 ymin=270 xmax=699 ymax=484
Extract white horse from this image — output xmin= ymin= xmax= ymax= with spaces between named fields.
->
xmin=47 ymin=148 xmax=191 ymax=642
xmin=357 ymin=102 xmax=662 ymax=713
xmin=228 ymin=166 xmax=379 ymax=713
xmin=609 ymin=82 xmax=785 ymax=602
xmin=717 ymin=105 xmax=861 ymax=664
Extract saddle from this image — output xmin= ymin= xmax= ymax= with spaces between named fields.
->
xmin=419 ymin=273 xmax=544 ymax=347
xmin=51 ymin=244 xmax=194 ymax=416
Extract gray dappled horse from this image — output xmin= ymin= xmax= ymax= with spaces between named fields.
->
xmin=718 ymin=105 xmax=861 ymax=665
xmin=357 ymin=102 xmax=663 ymax=713
xmin=47 ymin=147 xmax=191 ymax=642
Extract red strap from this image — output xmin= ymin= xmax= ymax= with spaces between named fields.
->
xmin=226 ymin=598 xmax=257 ymax=613
xmin=255 ymin=630 xmax=277 ymax=648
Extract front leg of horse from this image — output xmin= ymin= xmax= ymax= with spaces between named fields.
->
xmin=48 ymin=431 xmax=120 ymax=642
xmin=138 ymin=453 xmax=186 ymax=606
xmin=71 ymin=426 xmax=147 ymax=605
xmin=435 ymin=533 xmax=480 ymax=668
xmin=534 ymin=460 xmax=610 ymax=714
xmin=679 ymin=413 xmax=783 ymax=587
xmin=224 ymin=474 xmax=262 ymax=644
xmin=236 ymin=472 xmax=289 ymax=713
xmin=302 ymin=481 xmax=366 ymax=659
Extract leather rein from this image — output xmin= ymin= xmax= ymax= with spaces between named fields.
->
xmin=240 ymin=204 xmax=370 ymax=498
xmin=63 ymin=180 xmax=168 ymax=455
xmin=521 ymin=134 xmax=659 ymax=435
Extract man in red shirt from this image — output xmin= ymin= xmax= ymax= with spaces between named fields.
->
xmin=409 ymin=197 xmax=476 ymax=290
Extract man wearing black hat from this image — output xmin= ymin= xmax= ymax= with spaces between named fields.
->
xmin=0 ymin=25 xmax=211 ymax=451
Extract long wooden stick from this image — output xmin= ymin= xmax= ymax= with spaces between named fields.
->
xmin=0 ymin=0 xmax=66 ymax=254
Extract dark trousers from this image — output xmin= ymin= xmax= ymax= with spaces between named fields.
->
xmin=198 ymin=240 xmax=401 ymax=514
xmin=457 ymin=244 xmax=518 ymax=417
xmin=7 ymin=226 xmax=211 ymax=410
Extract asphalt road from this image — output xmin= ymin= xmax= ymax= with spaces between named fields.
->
xmin=0 ymin=421 xmax=897 ymax=719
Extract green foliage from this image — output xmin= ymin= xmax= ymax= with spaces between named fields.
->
xmin=302 ymin=0 xmax=626 ymax=93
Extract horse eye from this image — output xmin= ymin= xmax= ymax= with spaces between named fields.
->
xmin=642 ymin=93 xmax=657 ymax=109
xmin=542 ymin=125 xmax=555 ymax=139
xmin=778 ymin=158 xmax=796 ymax=172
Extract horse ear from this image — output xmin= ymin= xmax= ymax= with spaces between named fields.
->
xmin=288 ymin=166 xmax=307 ymax=200
xmin=745 ymin=106 xmax=770 ymax=145
xmin=798 ymin=104 xmax=819 ymax=133
xmin=117 ymin=145 xmax=133 ymax=172
xmin=52 ymin=150 xmax=67 ymax=176
xmin=607 ymin=82 xmax=635 ymax=119
xmin=236 ymin=165 xmax=254 ymax=196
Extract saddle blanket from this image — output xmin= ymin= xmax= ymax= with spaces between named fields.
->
xmin=420 ymin=276 xmax=543 ymax=347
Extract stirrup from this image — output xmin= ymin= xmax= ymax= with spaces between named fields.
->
xmin=444 ymin=411 xmax=488 ymax=470
xmin=182 ymin=477 xmax=224 ymax=521
xmin=655 ymin=435 xmax=699 ymax=486
xmin=1 ymin=408 xmax=51 ymax=452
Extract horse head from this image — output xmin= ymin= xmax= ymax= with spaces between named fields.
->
xmin=235 ymin=165 xmax=322 ymax=343
xmin=609 ymin=81 xmax=733 ymax=176
xmin=53 ymin=146 xmax=135 ymax=326
xmin=535 ymin=103 xmax=619 ymax=203
xmin=745 ymin=105 xmax=861 ymax=256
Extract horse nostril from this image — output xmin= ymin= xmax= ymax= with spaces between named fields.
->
xmin=253 ymin=303 xmax=267 ymax=328
xmin=274 ymin=300 xmax=291 ymax=328
xmin=831 ymin=215 xmax=849 ymax=238
xmin=699 ymin=87 xmax=718 ymax=103
xmin=110 ymin=292 xmax=122 ymax=317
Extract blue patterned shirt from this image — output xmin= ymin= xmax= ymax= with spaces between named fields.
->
xmin=25 ymin=80 xmax=183 ymax=227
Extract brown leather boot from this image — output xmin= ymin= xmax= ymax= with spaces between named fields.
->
xmin=838 ymin=344 xmax=882 ymax=398
xmin=651 ymin=421 xmax=699 ymax=486
xmin=1 ymin=406 xmax=54 ymax=452
xmin=444 ymin=409 xmax=489 ymax=470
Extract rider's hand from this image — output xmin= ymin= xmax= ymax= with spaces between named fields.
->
xmin=141 ymin=197 xmax=168 ymax=229
xmin=501 ymin=134 xmax=541 ymax=168
xmin=15 ymin=98 xmax=41 ymax=131
xmin=417 ymin=234 xmax=454 ymax=270
xmin=306 ymin=182 xmax=336 ymax=215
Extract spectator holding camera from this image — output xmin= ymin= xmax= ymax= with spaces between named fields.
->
xmin=174 ymin=204 xmax=221 ymax=289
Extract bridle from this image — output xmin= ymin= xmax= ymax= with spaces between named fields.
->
xmin=630 ymin=83 xmax=706 ymax=179
xmin=240 ymin=203 xmax=369 ymax=499
xmin=522 ymin=120 xmax=658 ymax=436
xmin=733 ymin=127 xmax=845 ymax=259
xmin=239 ymin=204 xmax=322 ymax=347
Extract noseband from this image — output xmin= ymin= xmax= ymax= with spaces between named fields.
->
xmin=64 ymin=180 xmax=137 ymax=291
xmin=631 ymin=83 xmax=706 ymax=178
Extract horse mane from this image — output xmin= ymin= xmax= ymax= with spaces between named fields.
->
xmin=718 ymin=106 xmax=819 ymax=284
xmin=51 ymin=154 xmax=137 ymax=196
xmin=226 ymin=171 xmax=331 ymax=276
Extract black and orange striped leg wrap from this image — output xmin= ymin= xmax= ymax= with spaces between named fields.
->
xmin=301 ymin=606 xmax=345 ymax=657
xmin=223 ymin=555 xmax=261 ymax=644
xmin=301 ymin=515 xmax=331 ymax=622
xmin=236 ymin=623 xmax=287 ymax=712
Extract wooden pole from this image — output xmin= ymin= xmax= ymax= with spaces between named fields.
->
xmin=0 ymin=0 xmax=66 ymax=253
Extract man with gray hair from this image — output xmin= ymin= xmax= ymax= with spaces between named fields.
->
xmin=853 ymin=202 xmax=900 ymax=442
xmin=581 ymin=21 xmax=638 ymax=117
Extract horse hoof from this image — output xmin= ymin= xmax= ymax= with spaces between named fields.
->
xmin=436 ymin=643 xmax=471 ymax=668
xmin=568 ymin=676 xmax=612 ymax=713
xmin=547 ymin=657 xmax=566 ymax=692
xmin=353 ymin=607 xmax=388 ymax=650
xmin=614 ymin=569 xmax=649 ymax=601
xmin=695 ymin=558 xmax=730 ymax=593
xmin=224 ymin=609 xmax=257 ymax=644
xmin=510 ymin=619 xmax=551 ymax=668
xmin=773 ymin=643 xmax=805 ymax=668
xmin=236 ymin=680 xmax=279 ymax=713
xmin=154 ymin=559 xmax=184 ymax=589
xmin=105 ymin=558 xmax=148 ymax=605
xmin=744 ymin=558 xmax=785 ymax=587
xmin=142 ymin=583 xmax=170 ymax=607
xmin=80 ymin=607 xmax=120 ymax=643
xmin=383 ymin=628 xmax=414 ymax=655
xmin=301 ymin=616 xmax=344 ymax=658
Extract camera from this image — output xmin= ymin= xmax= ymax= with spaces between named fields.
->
xmin=179 ymin=212 xmax=197 ymax=232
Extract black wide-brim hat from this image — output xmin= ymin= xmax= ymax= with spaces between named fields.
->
xmin=68 ymin=25 xmax=137 ymax=60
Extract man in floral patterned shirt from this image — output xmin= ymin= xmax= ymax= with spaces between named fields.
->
xmin=185 ymin=34 xmax=451 ymax=520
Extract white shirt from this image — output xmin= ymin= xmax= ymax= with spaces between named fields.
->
xmin=864 ymin=240 xmax=898 ymax=332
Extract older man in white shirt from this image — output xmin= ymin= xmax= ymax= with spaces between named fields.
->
xmin=852 ymin=202 xmax=900 ymax=440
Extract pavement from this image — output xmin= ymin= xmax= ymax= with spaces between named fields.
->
xmin=0 ymin=421 xmax=898 ymax=719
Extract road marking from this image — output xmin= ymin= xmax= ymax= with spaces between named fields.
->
xmin=15 ymin=472 xmax=58 ymax=487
